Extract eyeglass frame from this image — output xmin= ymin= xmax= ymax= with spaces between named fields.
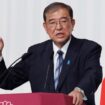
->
xmin=45 ymin=16 xmax=73 ymax=28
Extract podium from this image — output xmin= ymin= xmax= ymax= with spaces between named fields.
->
xmin=0 ymin=93 xmax=86 ymax=105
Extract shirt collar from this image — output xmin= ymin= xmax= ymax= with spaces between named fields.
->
xmin=53 ymin=37 xmax=71 ymax=58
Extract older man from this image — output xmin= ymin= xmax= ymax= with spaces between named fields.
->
xmin=0 ymin=2 xmax=102 ymax=105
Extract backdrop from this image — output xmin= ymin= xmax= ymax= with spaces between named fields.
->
xmin=0 ymin=0 xmax=105 ymax=105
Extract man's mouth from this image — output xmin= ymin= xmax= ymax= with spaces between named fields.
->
xmin=56 ymin=33 xmax=64 ymax=37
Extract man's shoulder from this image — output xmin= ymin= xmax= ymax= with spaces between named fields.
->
xmin=28 ymin=40 xmax=52 ymax=52
xmin=71 ymin=36 xmax=102 ymax=54
xmin=81 ymin=39 xmax=101 ymax=50
xmin=73 ymin=36 xmax=102 ymax=48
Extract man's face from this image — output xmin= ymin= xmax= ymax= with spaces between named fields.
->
xmin=43 ymin=8 xmax=75 ymax=48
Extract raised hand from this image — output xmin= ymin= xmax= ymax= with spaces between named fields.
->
xmin=0 ymin=37 xmax=4 ymax=56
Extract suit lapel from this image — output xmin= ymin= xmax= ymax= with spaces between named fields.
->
xmin=57 ymin=36 xmax=83 ymax=90
xmin=42 ymin=40 xmax=55 ymax=92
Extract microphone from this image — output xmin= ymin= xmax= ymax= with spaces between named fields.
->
xmin=44 ymin=51 xmax=54 ymax=89
xmin=8 ymin=52 xmax=32 ymax=68
xmin=22 ymin=52 xmax=32 ymax=60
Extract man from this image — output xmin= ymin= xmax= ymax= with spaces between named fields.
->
xmin=0 ymin=2 xmax=102 ymax=105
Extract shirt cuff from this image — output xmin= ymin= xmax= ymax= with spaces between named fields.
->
xmin=74 ymin=87 xmax=87 ymax=100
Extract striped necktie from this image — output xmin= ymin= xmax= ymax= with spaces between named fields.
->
xmin=54 ymin=50 xmax=63 ymax=89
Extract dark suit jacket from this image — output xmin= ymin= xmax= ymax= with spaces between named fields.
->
xmin=0 ymin=36 xmax=102 ymax=105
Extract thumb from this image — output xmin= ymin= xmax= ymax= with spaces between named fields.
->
xmin=0 ymin=37 xmax=4 ymax=54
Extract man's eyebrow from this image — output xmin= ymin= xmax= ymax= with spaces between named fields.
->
xmin=48 ymin=19 xmax=55 ymax=22
xmin=60 ymin=16 xmax=70 ymax=19
xmin=48 ymin=16 xmax=69 ymax=22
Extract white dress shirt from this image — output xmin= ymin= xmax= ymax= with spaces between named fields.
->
xmin=53 ymin=39 xmax=71 ymax=77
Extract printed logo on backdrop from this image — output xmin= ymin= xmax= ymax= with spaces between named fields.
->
xmin=0 ymin=101 xmax=13 ymax=105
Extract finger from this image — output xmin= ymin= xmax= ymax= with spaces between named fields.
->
xmin=75 ymin=95 xmax=80 ymax=105
xmin=69 ymin=91 xmax=83 ymax=105
xmin=69 ymin=93 xmax=77 ymax=105
xmin=72 ymin=94 xmax=77 ymax=105
xmin=75 ymin=94 xmax=83 ymax=105
xmin=0 ymin=37 xmax=4 ymax=49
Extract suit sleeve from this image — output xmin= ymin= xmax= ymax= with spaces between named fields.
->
xmin=77 ymin=43 xmax=102 ymax=97
xmin=0 ymin=57 xmax=29 ymax=90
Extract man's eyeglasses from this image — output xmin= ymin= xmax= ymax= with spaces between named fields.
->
xmin=46 ymin=17 xmax=71 ymax=28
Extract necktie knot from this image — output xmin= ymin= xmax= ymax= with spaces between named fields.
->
xmin=57 ymin=50 xmax=63 ymax=56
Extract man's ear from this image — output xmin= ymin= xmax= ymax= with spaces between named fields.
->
xmin=72 ymin=19 xmax=75 ymax=27
xmin=43 ymin=22 xmax=47 ymax=32
xmin=71 ymin=19 xmax=75 ymax=27
xmin=71 ymin=19 xmax=75 ymax=31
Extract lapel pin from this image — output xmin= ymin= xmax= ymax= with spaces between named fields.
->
xmin=67 ymin=60 xmax=71 ymax=65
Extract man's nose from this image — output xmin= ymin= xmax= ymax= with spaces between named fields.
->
xmin=55 ymin=21 xmax=63 ymax=30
